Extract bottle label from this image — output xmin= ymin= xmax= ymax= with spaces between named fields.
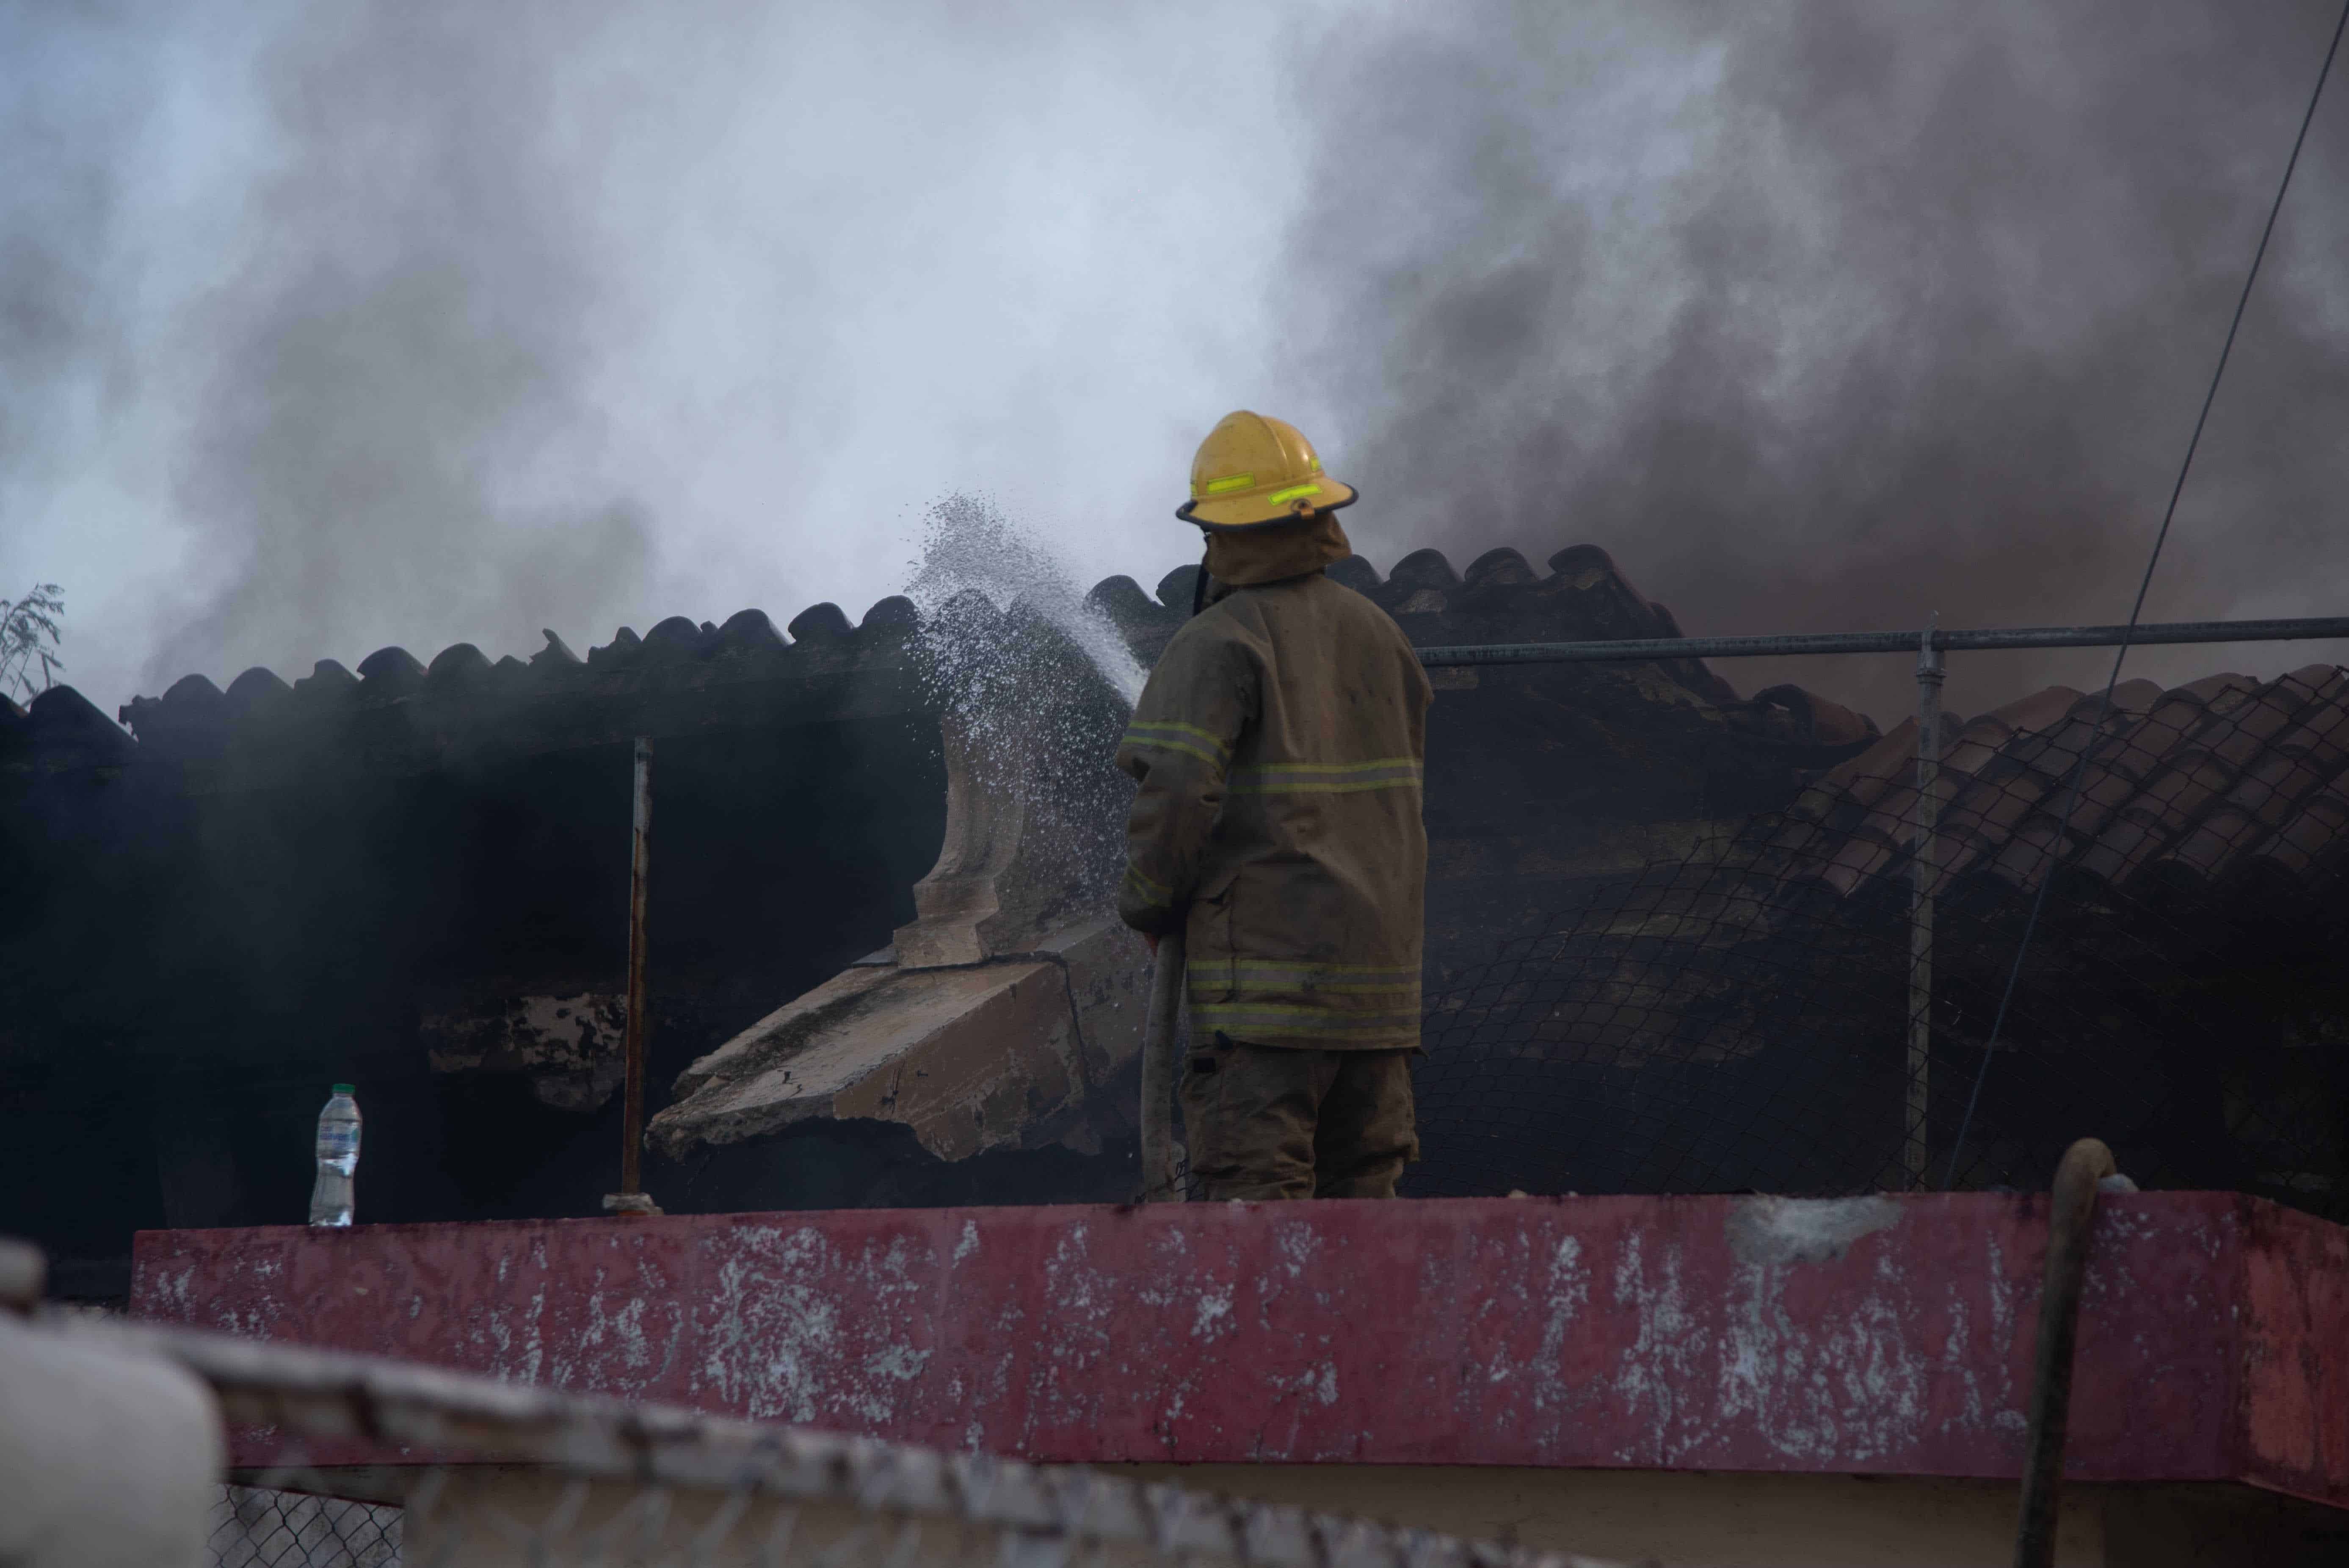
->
xmin=320 ymin=1126 xmax=360 ymax=1158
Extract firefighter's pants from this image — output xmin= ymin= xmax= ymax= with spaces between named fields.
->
xmin=1178 ymin=1036 xmax=1419 ymax=1200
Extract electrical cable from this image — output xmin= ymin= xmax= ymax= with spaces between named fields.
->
xmin=1940 ymin=0 xmax=2349 ymax=1190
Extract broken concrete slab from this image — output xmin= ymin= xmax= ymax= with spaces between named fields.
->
xmin=646 ymin=595 xmax=1150 ymax=1167
xmin=649 ymin=917 xmax=1148 ymax=1163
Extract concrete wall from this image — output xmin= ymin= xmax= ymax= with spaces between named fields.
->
xmin=129 ymin=1193 xmax=2349 ymax=1512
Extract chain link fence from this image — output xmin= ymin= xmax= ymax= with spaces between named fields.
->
xmin=1410 ymin=662 xmax=2349 ymax=1214
xmin=210 ymin=1487 xmax=400 ymax=1567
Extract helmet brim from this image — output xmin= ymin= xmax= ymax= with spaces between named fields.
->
xmin=1176 ymin=478 xmax=1358 ymax=530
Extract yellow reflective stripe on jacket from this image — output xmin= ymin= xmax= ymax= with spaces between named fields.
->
xmin=1226 ymin=757 xmax=1422 ymax=795
xmin=1123 ymin=864 xmax=1173 ymax=910
xmin=1121 ymin=719 xmax=1232 ymax=771
xmin=1195 ymin=956 xmax=1423 ymax=1042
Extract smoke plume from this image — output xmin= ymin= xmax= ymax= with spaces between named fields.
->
xmin=149 ymin=1 xmax=656 ymax=690
xmin=8 ymin=2 xmax=2349 ymax=726
xmin=1285 ymin=0 xmax=2349 ymax=721
xmin=1 ymin=1 xmax=1315 ymax=709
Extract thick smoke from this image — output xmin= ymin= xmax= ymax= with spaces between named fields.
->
xmin=0 ymin=2 xmax=154 ymax=657
xmin=1286 ymin=0 xmax=2349 ymax=721
xmin=146 ymin=2 xmax=655 ymax=689
xmin=1 ymin=1 xmax=1318 ymax=710
xmin=11 ymin=3 xmax=2349 ymax=722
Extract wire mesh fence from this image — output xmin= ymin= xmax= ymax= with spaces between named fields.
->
xmin=1409 ymin=661 xmax=2349 ymax=1215
xmin=210 ymin=1486 xmax=400 ymax=1567
xmin=10 ymin=1315 xmax=1634 ymax=1568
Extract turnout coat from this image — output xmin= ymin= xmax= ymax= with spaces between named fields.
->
xmin=1114 ymin=566 xmax=1433 ymax=1051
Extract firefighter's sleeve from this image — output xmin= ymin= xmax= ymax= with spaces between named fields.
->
xmin=1112 ymin=624 xmax=1256 ymax=936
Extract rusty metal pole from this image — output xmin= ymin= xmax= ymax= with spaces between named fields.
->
xmin=2013 ymin=1137 xmax=2119 ymax=1568
xmin=1906 ymin=623 xmax=1944 ymax=1190
xmin=604 ymin=737 xmax=660 ymax=1217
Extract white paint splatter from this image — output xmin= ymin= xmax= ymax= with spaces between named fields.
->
xmin=1191 ymin=1286 xmax=1233 ymax=1339
xmin=1273 ymin=1223 xmax=1321 ymax=1279
xmin=865 ymin=1345 xmax=932 ymax=1381
xmin=1726 ymin=1196 xmax=1901 ymax=1267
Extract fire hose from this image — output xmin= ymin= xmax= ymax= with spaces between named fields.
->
xmin=2011 ymin=1136 xmax=2124 ymax=1568
xmin=1137 ymin=932 xmax=1186 ymax=1203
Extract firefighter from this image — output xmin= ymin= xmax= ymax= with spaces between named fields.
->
xmin=1114 ymin=411 xmax=1433 ymax=1200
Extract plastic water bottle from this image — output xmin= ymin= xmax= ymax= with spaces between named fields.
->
xmin=308 ymin=1084 xmax=361 ymax=1227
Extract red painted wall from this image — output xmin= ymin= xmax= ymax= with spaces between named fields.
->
xmin=129 ymin=1193 xmax=2348 ymax=1508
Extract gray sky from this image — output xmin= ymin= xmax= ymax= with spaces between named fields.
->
xmin=6 ymin=0 xmax=2347 ymax=724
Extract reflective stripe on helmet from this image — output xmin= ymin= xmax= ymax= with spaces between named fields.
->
xmin=1264 ymin=482 xmax=1322 ymax=506
xmin=1199 ymin=472 xmax=1256 ymax=496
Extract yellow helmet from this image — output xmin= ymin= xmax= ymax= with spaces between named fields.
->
xmin=1176 ymin=410 xmax=1358 ymax=530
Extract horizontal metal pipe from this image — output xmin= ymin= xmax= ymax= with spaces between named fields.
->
xmin=1415 ymin=615 xmax=2349 ymax=667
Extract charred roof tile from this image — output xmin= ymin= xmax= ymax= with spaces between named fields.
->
xmin=224 ymin=667 xmax=293 ymax=717
xmin=1083 ymin=575 xmax=1160 ymax=628
xmin=715 ymin=609 xmax=786 ymax=653
xmin=297 ymin=659 xmax=359 ymax=694
xmin=425 ymin=643 xmax=493 ymax=686
xmin=1753 ymin=684 xmax=1882 ymax=749
xmin=1156 ymin=565 xmax=1201 ymax=611
xmin=1546 ymin=543 xmax=1619 ymax=580
xmin=1463 ymin=547 xmax=1536 ymax=588
xmin=356 ymin=647 xmax=426 ymax=690
xmin=786 ymin=603 xmax=853 ymax=643
xmin=1387 ymin=548 xmax=1461 ymax=591
xmin=23 ymin=685 xmax=138 ymax=765
xmin=930 ymin=589 xmax=1004 ymax=640
xmin=643 ymin=616 xmax=707 ymax=656
xmin=162 ymin=673 xmax=227 ymax=713
xmin=587 ymin=627 xmax=642 ymax=669
xmin=533 ymin=630 xmax=582 ymax=667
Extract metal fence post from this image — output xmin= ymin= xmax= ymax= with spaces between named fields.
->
xmin=605 ymin=736 xmax=661 ymax=1217
xmin=1907 ymin=624 xmax=1944 ymax=1189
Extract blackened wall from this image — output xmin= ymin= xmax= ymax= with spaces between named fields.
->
xmin=3 ymin=693 xmax=950 ymax=1292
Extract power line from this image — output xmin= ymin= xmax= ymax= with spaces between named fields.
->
xmin=1940 ymin=0 xmax=2349 ymax=1190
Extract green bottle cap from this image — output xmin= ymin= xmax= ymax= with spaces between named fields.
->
xmin=333 ymin=1083 xmax=356 ymax=1096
